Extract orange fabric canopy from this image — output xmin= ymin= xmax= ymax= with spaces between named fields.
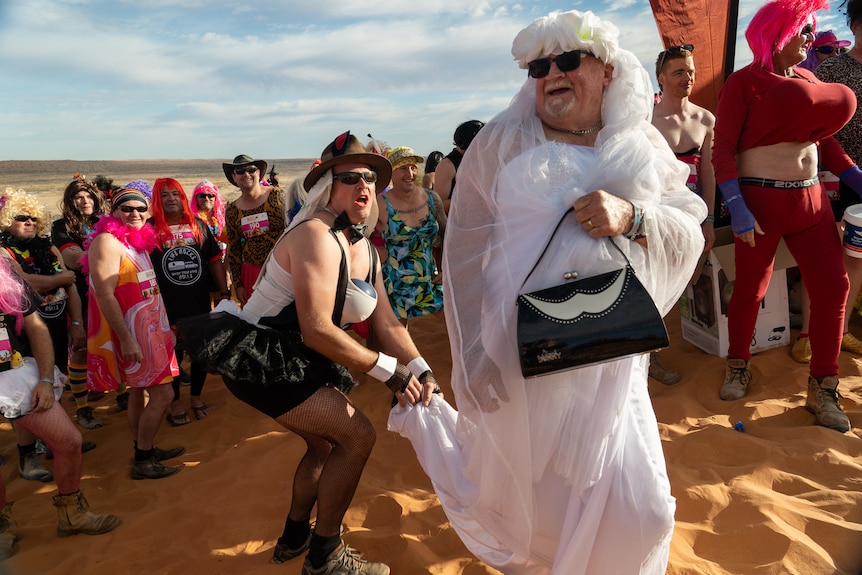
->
xmin=649 ymin=0 xmax=737 ymax=113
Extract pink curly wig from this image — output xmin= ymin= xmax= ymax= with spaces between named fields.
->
xmin=746 ymin=0 xmax=829 ymax=71
xmin=190 ymin=180 xmax=225 ymax=233
xmin=0 ymin=256 xmax=27 ymax=332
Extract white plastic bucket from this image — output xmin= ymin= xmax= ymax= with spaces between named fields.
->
xmin=843 ymin=204 xmax=862 ymax=258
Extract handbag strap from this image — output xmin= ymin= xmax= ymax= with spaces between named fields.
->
xmin=520 ymin=207 xmax=633 ymax=292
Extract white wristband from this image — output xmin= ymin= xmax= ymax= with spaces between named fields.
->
xmin=407 ymin=357 xmax=431 ymax=377
xmin=367 ymin=353 xmax=397 ymax=382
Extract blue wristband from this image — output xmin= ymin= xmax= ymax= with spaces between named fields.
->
xmin=719 ymin=180 xmax=755 ymax=235
xmin=839 ymin=166 xmax=862 ymax=200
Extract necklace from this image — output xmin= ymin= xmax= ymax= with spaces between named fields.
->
xmin=542 ymin=121 xmax=602 ymax=136
xmin=395 ymin=200 xmax=429 ymax=215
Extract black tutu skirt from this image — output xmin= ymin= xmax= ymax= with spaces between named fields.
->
xmin=176 ymin=312 xmax=356 ymax=416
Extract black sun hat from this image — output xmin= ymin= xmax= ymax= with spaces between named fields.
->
xmin=222 ymin=154 xmax=268 ymax=186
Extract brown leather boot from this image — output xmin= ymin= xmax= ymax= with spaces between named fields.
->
xmin=0 ymin=503 xmax=17 ymax=559
xmin=53 ymin=491 xmax=121 ymax=537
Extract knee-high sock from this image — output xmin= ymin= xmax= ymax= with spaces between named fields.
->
xmin=68 ymin=361 xmax=89 ymax=410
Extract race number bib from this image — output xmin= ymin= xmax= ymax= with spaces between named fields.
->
xmin=241 ymin=212 xmax=270 ymax=238
xmin=137 ymin=269 xmax=160 ymax=299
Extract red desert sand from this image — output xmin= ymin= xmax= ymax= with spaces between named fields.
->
xmin=0 ymin=167 xmax=859 ymax=574
xmin=0 ymin=308 xmax=860 ymax=574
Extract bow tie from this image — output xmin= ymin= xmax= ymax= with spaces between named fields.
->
xmin=331 ymin=211 xmax=367 ymax=244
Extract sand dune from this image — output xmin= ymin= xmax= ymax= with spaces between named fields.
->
xmin=0 ymin=161 xmax=860 ymax=574
xmin=0 ymin=308 xmax=859 ymax=575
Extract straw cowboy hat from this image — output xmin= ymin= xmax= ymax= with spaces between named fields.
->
xmin=304 ymin=131 xmax=392 ymax=192
xmin=222 ymin=154 xmax=268 ymax=186
xmin=386 ymin=146 xmax=425 ymax=171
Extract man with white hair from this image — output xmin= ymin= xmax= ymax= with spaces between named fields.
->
xmin=389 ymin=9 xmax=706 ymax=574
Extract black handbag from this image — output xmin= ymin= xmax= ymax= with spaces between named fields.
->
xmin=517 ymin=208 xmax=669 ymax=378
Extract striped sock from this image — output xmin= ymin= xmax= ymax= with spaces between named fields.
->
xmin=68 ymin=361 xmax=89 ymax=409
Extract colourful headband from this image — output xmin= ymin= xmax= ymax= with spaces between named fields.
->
xmin=111 ymin=188 xmax=148 ymax=210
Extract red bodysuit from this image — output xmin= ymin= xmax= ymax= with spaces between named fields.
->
xmin=712 ymin=64 xmax=856 ymax=376
xmin=713 ymin=64 xmax=855 ymax=184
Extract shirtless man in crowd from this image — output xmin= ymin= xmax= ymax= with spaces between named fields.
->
xmin=650 ymin=43 xmax=716 ymax=385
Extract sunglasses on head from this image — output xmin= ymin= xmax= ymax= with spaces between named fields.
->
xmin=233 ymin=166 xmax=258 ymax=175
xmin=659 ymin=43 xmax=695 ymax=70
xmin=815 ymin=46 xmax=848 ymax=54
xmin=527 ymin=50 xmax=591 ymax=79
xmin=197 ymin=193 xmax=216 ymax=199
xmin=13 ymin=215 xmax=37 ymax=223
xmin=118 ymin=205 xmax=148 ymax=213
xmin=332 ymin=171 xmax=377 ymax=185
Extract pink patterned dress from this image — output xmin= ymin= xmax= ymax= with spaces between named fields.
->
xmin=86 ymin=217 xmax=178 ymax=391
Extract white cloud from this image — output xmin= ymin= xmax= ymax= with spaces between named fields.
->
xmin=0 ymin=1 xmax=853 ymax=160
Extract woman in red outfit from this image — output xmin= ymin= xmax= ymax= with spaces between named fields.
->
xmin=712 ymin=0 xmax=862 ymax=432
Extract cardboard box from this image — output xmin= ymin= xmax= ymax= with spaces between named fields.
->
xmin=679 ymin=240 xmax=791 ymax=357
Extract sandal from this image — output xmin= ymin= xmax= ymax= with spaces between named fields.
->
xmin=191 ymin=403 xmax=209 ymax=420
xmin=166 ymin=412 xmax=191 ymax=427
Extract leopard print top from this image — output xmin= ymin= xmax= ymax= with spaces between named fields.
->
xmin=225 ymin=187 xmax=286 ymax=287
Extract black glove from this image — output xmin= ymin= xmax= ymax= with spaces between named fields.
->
xmin=419 ymin=371 xmax=442 ymax=394
xmin=384 ymin=363 xmax=412 ymax=394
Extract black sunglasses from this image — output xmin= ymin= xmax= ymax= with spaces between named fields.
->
xmin=197 ymin=193 xmax=216 ymax=199
xmin=527 ymin=50 xmax=590 ymax=79
xmin=800 ymin=23 xmax=814 ymax=36
xmin=815 ymin=46 xmax=848 ymax=54
xmin=333 ymin=171 xmax=377 ymax=185
xmin=13 ymin=215 xmax=37 ymax=223
xmin=118 ymin=205 xmax=148 ymax=213
xmin=233 ymin=166 xmax=258 ymax=175
xmin=659 ymin=43 xmax=695 ymax=70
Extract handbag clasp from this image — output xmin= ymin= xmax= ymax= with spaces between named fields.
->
xmin=563 ymin=271 xmax=578 ymax=281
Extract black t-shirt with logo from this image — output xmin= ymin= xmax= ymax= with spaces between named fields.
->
xmin=150 ymin=218 xmax=221 ymax=324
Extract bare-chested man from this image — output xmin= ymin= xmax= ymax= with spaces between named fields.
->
xmin=652 ymin=44 xmax=716 ymax=251
xmin=649 ymin=44 xmax=716 ymax=385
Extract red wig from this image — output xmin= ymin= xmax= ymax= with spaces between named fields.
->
xmin=150 ymin=178 xmax=202 ymax=249
xmin=746 ymin=0 xmax=829 ymax=71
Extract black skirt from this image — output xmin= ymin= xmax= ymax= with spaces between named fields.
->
xmin=176 ymin=312 xmax=356 ymax=417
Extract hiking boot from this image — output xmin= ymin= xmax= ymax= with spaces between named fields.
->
xmin=115 ymin=391 xmax=129 ymax=412
xmin=19 ymin=452 xmax=53 ymax=482
xmin=648 ymin=352 xmax=681 ymax=385
xmin=131 ymin=457 xmax=179 ymax=480
xmin=152 ymin=445 xmax=185 ymax=462
xmin=790 ymin=337 xmax=812 ymax=363
xmin=841 ymin=332 xmax=862 ymax=355
xmin=53 ymin=491 xmax=121 ymax=537
xmin=806 ymin=376 xmax=851 ymax=433
xmin=302 ymin=542 xmax=389 ymax=575
xmin=0 ymin=503 xmax=17 ymax=559
xmin=720 ymin=358 xmax=751 ymax=401
xmin=76 ymin=406 xmax=103 ymax=429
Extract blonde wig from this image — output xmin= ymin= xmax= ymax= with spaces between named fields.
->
xmin=0 ymin=188 xmax=49 ymax=237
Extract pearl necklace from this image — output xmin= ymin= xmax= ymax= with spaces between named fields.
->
xmin=542 ymin=121 xmax=602 ymax=136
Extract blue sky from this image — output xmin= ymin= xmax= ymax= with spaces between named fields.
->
xmin=0 ymin=0 xmax=852 ymax=161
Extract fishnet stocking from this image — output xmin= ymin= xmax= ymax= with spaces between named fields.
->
xmin=275 ymin=386 xmax=376 ymax=537
xmin=14 ymin=402 xmax=82 ymax=495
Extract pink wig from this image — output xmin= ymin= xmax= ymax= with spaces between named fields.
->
xmin=0 ymin=256 xmax=28 ymax=332
xmin=746 ymin=0 xmax=828 ymax=71
xmin=190 ymin=180 xmax=225 ymax=233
